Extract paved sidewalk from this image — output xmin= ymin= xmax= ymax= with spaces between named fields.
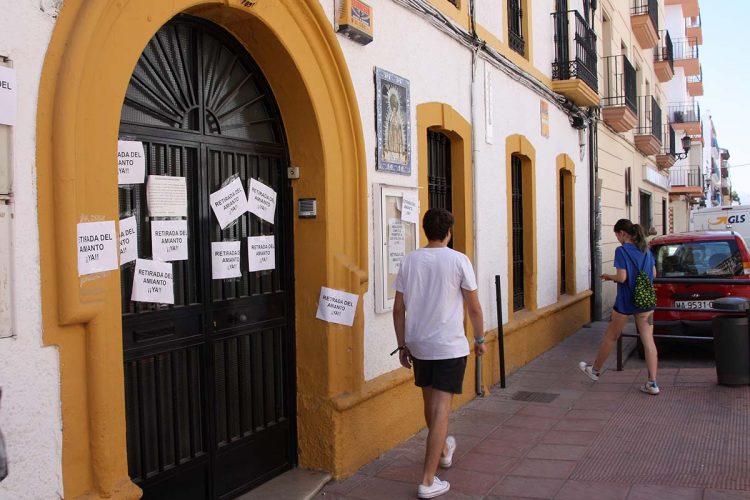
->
xmin=319 ymin=322 xmax=750 ymax=499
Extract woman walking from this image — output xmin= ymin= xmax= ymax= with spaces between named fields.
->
xmin=579 ymin=219 xmax=660 ymax=395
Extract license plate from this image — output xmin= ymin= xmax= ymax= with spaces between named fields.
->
xmin=675 ymin=300 xmax=713 ymax=310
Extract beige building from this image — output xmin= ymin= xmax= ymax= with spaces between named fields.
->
xmin=595 ymin=0 xmax=676 ymax=312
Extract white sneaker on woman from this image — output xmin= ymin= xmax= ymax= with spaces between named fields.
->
xmin=418 ymin=477 xmax=450 ymax=499
xmin=578 ymin=361 xmax=599 ymax=381
xmin=439 ymin=435 xmax=456 ymax=468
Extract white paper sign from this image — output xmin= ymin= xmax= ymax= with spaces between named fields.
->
xmin=77 ymin=221 xmax=119 ymax=276
xmin=119 ymin=216 xmax=138 ymax=265
xmin=248 ymin=235 xmax=275 ymax=272
xmin=131 ymin=258 xmax=174 ymax=304
xmin=388 ymin=218 xmax=406 ymax=274
xmin=151 ymin=219 xmax=189 ymax=261
xmin=212 ymin=241 xmax=242 ymax=279
xmin=117 ymin=141 xmax=146 ymax=185
xmin=0 ymin=66 xmax=17 ymax=126
xmin=147 ymin=175 xmax=188 ymax=217
xmin=315 ymin=287 xmax=359 ymax=327
xmin=401 ymin=193 xmax=419 ymax=224
xmin=210 ymin=178 xmax=249 ymax=229
xmin=248 ymin=178 xmax=277 ymax=224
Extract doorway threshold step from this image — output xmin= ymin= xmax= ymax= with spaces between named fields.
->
xmin=235 ymin=468 xmax=332 ymax=500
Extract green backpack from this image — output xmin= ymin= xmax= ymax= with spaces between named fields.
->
xmin=625 ymin=250 xmax=657 ymax=310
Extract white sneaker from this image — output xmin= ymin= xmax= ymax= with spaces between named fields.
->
xmin=439 ymin=435 xmax=456 ymax=468
xmin=418 ymin=477 xmax=450 ymax=499
xmin=578 ymin=361 xmax=599 ymax=381
xmin=640 ymin=380 xmax=660 ymax=395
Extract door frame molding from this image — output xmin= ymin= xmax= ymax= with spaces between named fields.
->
xmin=37 ymin=1 xmax=367 ymax=497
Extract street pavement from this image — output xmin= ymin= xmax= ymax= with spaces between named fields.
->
xmin=318 ymin=321 xmax=750 ymax=499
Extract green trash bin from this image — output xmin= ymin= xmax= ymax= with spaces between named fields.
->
xmin=712 ymin=297 xmax=750 ymax=386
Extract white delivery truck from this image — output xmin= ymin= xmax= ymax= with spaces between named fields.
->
xmin=691 ymin=205 xmax=750 ymax=241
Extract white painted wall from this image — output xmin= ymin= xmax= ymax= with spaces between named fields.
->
xmin=329 ymin=1 xmax=591 ymax=379
xmin=0 ymin=1 xmax=63 ymax=498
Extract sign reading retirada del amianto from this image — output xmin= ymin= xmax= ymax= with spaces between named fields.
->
xmin=131 ymin=258 xmax=174 ymax=304
xmin=315 ymin=286 xmax=359 ymax=327
xmin=77 ymin=221 xmax=119 ymax=276
xmin=211 ymin=241 xmax=242 ymax=279
xmin=151 ymin=219 xmax=189 ymax=262
xmin=117 ymin=140 xmax=146 ymax=185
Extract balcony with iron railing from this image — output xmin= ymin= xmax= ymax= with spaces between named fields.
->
xmin=669 ymin=165 xmax=704 ymax=195
xmin=551 ymin=10 xmax=599 ymax=107
xmin=668 ymin=101 xmax=701 ymax=136
xmin=686 ymin=15 xmax=702 ymax=45
xmin=654 ymin=30 xmax=674 ymax=82
xmin=631 ymin=0 xmax=658 ymax=49
xmin=601 ymin=55 xmax=637 ymax=132
xmin=656 ymin=124 xmax=676 ymax=170
xmin=634 ymin=96 xmax=662 ymax=156
xmin=687 ymin=67 xmax=703 ymax=96
xmin=672 ymin=37 xmax=700 ymax=76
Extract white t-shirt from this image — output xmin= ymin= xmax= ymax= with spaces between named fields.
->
xmin=394 ymin=247 xmax=478 ymax=360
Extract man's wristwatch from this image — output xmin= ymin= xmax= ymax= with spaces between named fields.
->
xmin=474 ymin=337 xmax=485 ymax=344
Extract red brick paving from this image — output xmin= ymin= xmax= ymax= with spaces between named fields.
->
xmin=319 ymin=321 xmax=750 ymax=499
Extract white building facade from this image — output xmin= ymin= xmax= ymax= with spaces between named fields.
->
xmin=0 ymin=0 xmax=594 ymax=497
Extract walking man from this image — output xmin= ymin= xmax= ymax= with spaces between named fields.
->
xmin=393 ymin=208 xmax=485 ymax=498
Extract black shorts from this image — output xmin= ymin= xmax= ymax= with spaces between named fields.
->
xmin=412 ymin=356 xmax=467 ymax=394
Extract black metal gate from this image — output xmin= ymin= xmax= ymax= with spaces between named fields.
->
xmin=427 ymin=130 xmax=452 ymax=213
xmin=118 ymin=16 xmax=296 ymax=499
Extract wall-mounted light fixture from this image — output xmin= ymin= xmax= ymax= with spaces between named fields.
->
xmin=674 ymin=133 xmax=692 ymax=160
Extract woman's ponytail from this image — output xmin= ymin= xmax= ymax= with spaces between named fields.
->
xmin=631 ymin=224 xmax=648 ymax=252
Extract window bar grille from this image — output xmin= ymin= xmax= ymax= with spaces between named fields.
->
xmin=508 ymin=0 xmax=525 ymax=55
xmin=559 ymin=170 xmax=567 ymax=295
xmin=511 ymin=155 xmax=524 ymax=311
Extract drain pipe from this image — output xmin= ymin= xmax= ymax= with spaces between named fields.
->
xmin=468 ymin=0 xmax=484 ymax=397
xmin=590 ymin=108 xmax=603 ymax=321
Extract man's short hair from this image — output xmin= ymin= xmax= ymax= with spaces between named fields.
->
xmin=422 ymin=208 xmax=454 ymax=241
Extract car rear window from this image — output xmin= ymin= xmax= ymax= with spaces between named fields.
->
xmin=652 ymin=239 xmax=744 ymax=277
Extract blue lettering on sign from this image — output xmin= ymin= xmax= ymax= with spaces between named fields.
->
xmin=728 ymin=214 xmax=746 ymax=224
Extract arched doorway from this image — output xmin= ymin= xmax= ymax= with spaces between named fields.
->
xmin=118 ymin=16 xmax=296 ymax=498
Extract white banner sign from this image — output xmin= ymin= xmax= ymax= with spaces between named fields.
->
xmin=147 ymin=175 xmax=188 ymax=217
xmin=247 ymin=178 xmax=277 ymax=224
xmin=0 ymin=66 xmax=17 ymax=126
xmin=151 ymin=219 xmax=189 ymax=261
xmin=401 ymin=193 xmax=419 ymax=224
xmin=315 ymin=286 xmax=359 ymax=327
xmin=77 ymin=221 xmax=119 ymax=276
xmin=118 ymin=216 xmax=138 ymax=265
xmin=211 ymin=241 xmax=242 ymax=279
xmin=247 ymin=235 xmax=275 ymax=272
xmin=117 ymin=141 xmax=146 ymax=185
xmin=131 ymin=258 xmax=174 ymax=304
xmin=209 ymin=177 xmax=249 ymax=229
xmin=388 ymin=218 xmax=406 ymax=274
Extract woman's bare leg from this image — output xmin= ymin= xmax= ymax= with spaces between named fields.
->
xmin=634 ymin=312 xmax=658 ymax=381
xmin=592 ymin=311 xmax=630 ymax=373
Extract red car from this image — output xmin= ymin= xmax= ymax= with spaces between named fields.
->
xmin=649 ymin=231 xmax=750 ymax=338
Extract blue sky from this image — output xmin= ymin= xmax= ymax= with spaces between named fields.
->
xmin=700 ymin=2 xmax=750 ymax=205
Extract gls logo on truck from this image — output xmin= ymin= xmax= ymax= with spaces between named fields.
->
xmin=708 ymin=215 xmax=747 ymax=226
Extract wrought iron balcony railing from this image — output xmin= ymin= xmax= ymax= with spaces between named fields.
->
xmin=669 ymin=166 xmax=702 ymax=188
xmin=602 ymin=55 xmax=636 ymax=112
xmin=552 ymin=10 xmax=598 ymax=93
xmin=637 ymin=96 xmax=662 ymax=140
xmin=632 ymin=0 xmax=658 ymax=32
xmin=661 ymin=124 xmax=676 ymax=157
xmin=654 ymin=30 xmax=674 ymax=70
xmin=668 ymin=101 xmax=700 ymax=124
xmin=672 ymin=37 xmax=699 ymax=60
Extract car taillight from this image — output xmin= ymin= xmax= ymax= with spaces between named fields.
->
xmin=744 ymin=261 xmax=750 ymax=275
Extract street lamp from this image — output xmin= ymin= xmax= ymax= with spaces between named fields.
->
xmin=674 ymin=134 xmax=692 ymax=160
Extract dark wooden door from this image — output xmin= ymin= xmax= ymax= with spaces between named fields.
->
xmin=118 ymin=16 xmax=296 ymax=499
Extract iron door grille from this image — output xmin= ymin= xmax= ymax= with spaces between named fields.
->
xmin=427 ymin=130 xmax=452 ymax=213
xmin=512 ymin=155 xmax=525 ymax=311
xmin=559 ymin=170 xmax=567 ymax=295
xmin=119 ymin=16 xmax=296 ymax=499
